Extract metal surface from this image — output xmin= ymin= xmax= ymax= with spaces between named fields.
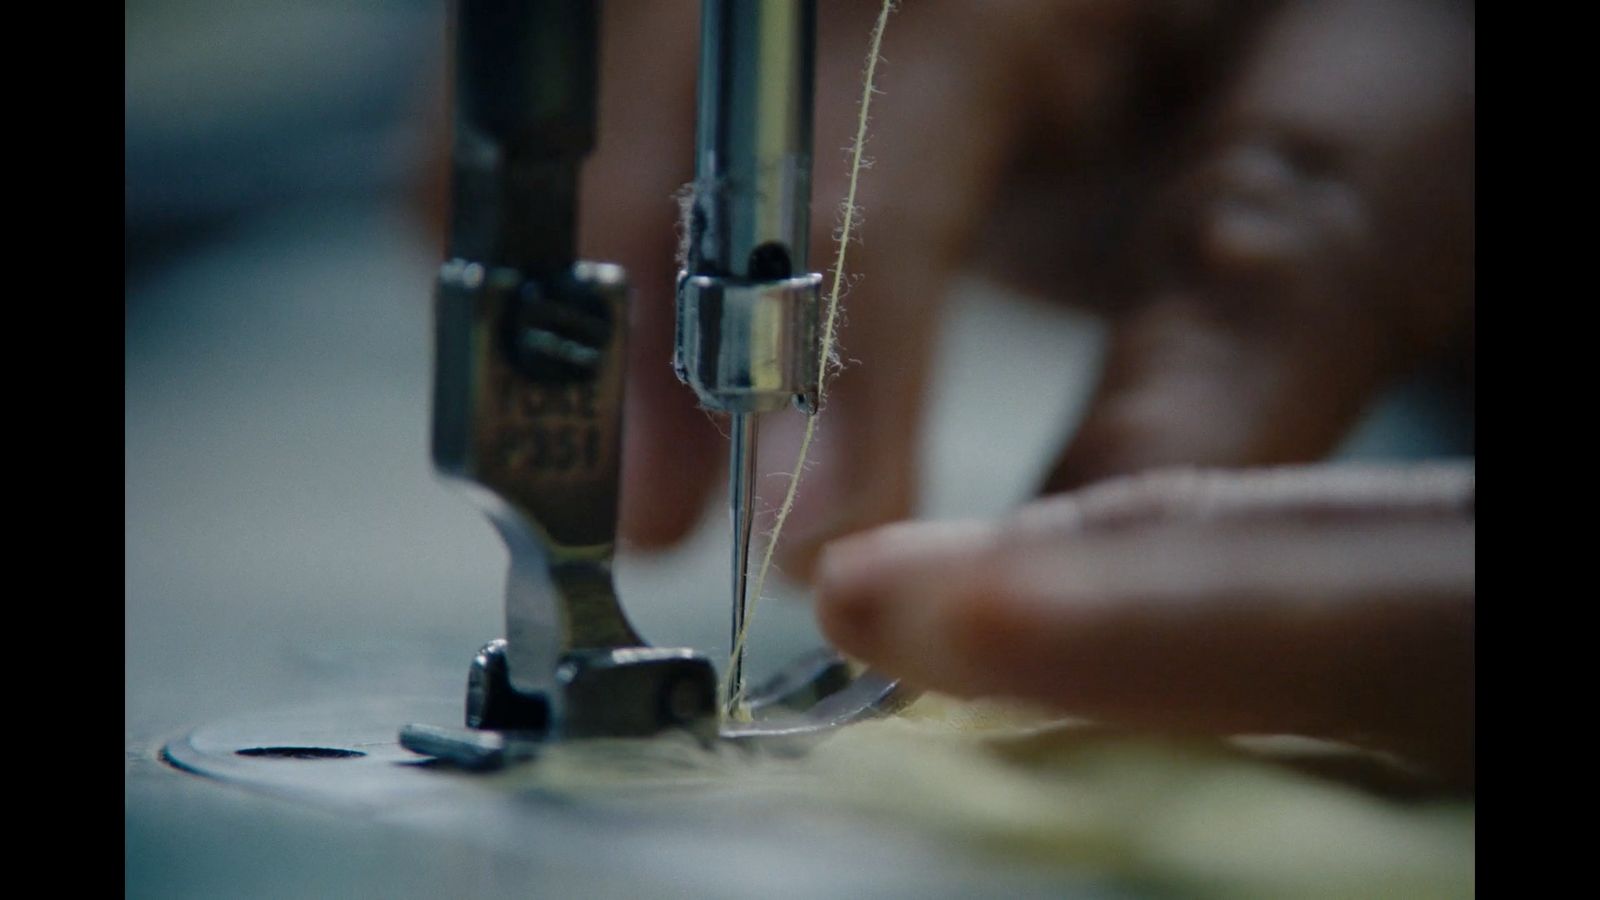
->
xmin=396 ymin=668 xmax=909 ymax=769
xmin=398 ymin=647 xmax=910 ymax=771
xmin=430 ymin=253 xmax=726 ymax=736
xmin=674 ymin=0 xmax=822 ymax=415
xmin=430 ymin=0 xmax=729 ymax=742
xmin=164 ymin=697 xmax=464 ymax=809
xmin=156 ymin=0 xmax=902 ymax=777
xmin=367 ymin=0 xmax=902 ymax=762
xmin=675 ymin=274 xmax=823 ymax=413
xmin=434 ymin=261 xmax=647 ymax=690
xmin=398 ymin=722 xmax=545 ymax=771
xmin=466 ymin=639 xmax=550 ymax=730
xmin=743 ymin=647 xmax=853 ymax=714
xmin=676 ymin=0 xmax=834 ymax=723
xmin=445 ymin=0 xmax=594 ymax=274
xmin=728 ymin=411 xmax=757 ymax=713
xmin=719 ymin=670 xmax=914 ymax=752
xmin=687 ymin=0 xmax=817 ymax=281
xmin=556 ymin=647 xmax=719 ymax=741
xmin=152 ymin=697 xmax=1119 ymax=899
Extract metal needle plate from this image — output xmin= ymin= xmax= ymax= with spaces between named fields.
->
xmin=162 ymin=697 xmax=465 ymax=809
xmin=390 ymin=653 xmax=914 ymax=769
xmin=720 ymin=669 xmax=912 ymax=750
xmin=166 ymin=654 xmax=913 ymax=787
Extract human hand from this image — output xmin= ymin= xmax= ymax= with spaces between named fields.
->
xmin=815 ymin=463 xmax=1475 ymax=784
xmin=581 ymin=0 xmax=1474 ymax=576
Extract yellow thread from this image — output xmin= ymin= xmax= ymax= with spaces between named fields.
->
xmin=726 ymin=0 xmax=896 ymax=714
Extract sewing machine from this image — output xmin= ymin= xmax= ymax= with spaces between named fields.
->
xmin=163 ymin=0 xmax=906 ymax=778
xmin=399 ymin=0 xmax=912 ymax=766
xmin=131 ymin=5 xmax=1474 ymax=895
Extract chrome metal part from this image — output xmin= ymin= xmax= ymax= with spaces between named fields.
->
xmin=675 ymin=0 xmax=822 ymax=416
xmin=434 ymin=259 xmax=651 ymax=708
xmin=676 ymin=0 xmax=830 ymax=721
xmin=431 ymin=221 xmax=720 ymax=744
xmin=424 ymin=0 xmax=720 ymax=745
xmin=687 ymin=0 xmax=817 ymax=282
xmin=742 ymin=648 xmax=853 ymax=715
xmin=400 ymin=722 xmax=544 ymax=772
xmin=557 ymin=647 xmax=719 ymax=742
xmin=390 ymin=651 xmax=914 ymax=772
xmin=720 ymin=670 xmax=915 ymax=753
xmin=727 ymin=412 xmax=763 ymax=716
xmin=466 ymin=639 xmax=550 ymax=731
xmin=165 ymin=698 xmax=463 ymax=803
xmin=676 ymin=273 xmax=822 ymax=414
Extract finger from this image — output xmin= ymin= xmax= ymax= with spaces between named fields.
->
xmin=580 ymin=1 xmax=725 ymax=548
xmin=1042 ymin=292 xmax=1388 ymax=492
xmin=1013 ymin=461 xmax=1474 ymax=535
xmin=765 ymin=1 xmax=1027 ymax=579
xmin=1042 ymin=0 xmax=1474 ymax=494
xmin=816 ymin=466 xmax=1475 ymax=781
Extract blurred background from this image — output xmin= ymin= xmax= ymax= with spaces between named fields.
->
xmin=125 ymin=2 xmax=1471 ymax=896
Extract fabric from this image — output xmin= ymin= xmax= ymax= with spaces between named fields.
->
xmin=506 ymin=694 xmax=1473 ymax=897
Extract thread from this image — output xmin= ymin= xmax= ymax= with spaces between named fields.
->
xmin=726 ymin=0 xmax=896 ymax=711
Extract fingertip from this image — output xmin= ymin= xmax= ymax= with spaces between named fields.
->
xmin=814 ymin=536 xmax=886 ymax=660
xmin=778 ymin=510 xmax=889 ymax=584
xmin=813 ymin=519 xmax=1000 ymax=668
xmin=813 ymin=526 xmax=914 ymax=659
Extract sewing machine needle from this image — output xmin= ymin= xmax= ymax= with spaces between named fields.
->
xmin=728 ymin=411 xmax=759 ymax=715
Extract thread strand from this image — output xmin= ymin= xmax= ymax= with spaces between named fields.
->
xmin=726 ymin=0 xmax=896 ymax=711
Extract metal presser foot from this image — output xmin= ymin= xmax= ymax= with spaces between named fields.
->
xmin=396 ymin=0 xmax=910 ymax=774
xmin=402 ymin=646 xmax=910 ymax=771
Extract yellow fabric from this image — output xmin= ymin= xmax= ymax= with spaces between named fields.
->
xmin=502 ymin=695 xmax=1473 ymax=898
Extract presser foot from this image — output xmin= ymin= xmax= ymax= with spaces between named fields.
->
xmin=397 ymin=638 xmax=719 ymax=770
xmin=398 ymin=644 xmax=915 ymax=770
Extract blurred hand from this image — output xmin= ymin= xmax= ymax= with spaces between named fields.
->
xmin=571 ymin=0 xmax=1473 ymax=575
xmin=816 ymin=463 xmax=1475 ymax=784
xmin=553 ymin=2 xmax=1476 ymax=784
